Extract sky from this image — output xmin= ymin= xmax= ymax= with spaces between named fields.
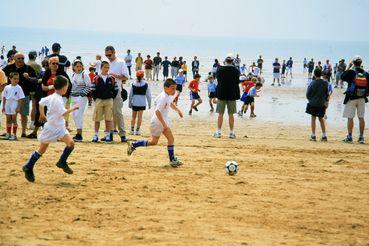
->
xmin=1 ymin=0 xmax=369 ymax=41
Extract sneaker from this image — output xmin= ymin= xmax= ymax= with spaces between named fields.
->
xmin=101 ymin=133 xmax=113 ymax=142
xmin=229 ymin=132 xmax=236 ymax=139
xmin=92 ymin=135 xmax=99 ymax=143
xmin=56 ymin=161 xmax=73 ymax=174
xmin=210 ymin=108 xmax=214 ymax=112
xmin=250 ymin=113 xmax=256 ymax=118
xmin=310 ymin=135 xmax=317 ymax=141
xmin=73 ymin=134 xmax=83 ymax=142
xmin=169 ymin=157 xmax=183 ymax=167
xmin=193 ymin=106 xmax=198 ymax=112
xmin=135 ymin=130 xmax=141 ymax=136
xmin=237 ymin=111 xmax=243 ymax=117
xmin=113 ymin=130 xmax=118 ymax=135
xmin=130 ymin=129 xmax=134 ymax=135
xmin=22 ymin=166 xmax=35 ymax=182
xmin=127 ymin=144 xmax=136 ymax=156
xmin=271 ymin=83 xmax=275 ymax=86
xmin=278 ymin=83 xmax=281 ymax=86
xmin=213 ymin=131 xmax=221 ymax=138
xmin=105 ymin=137 xmax=112 ymax=143
xmin=343 ymin=136 xmax=353 ymax=143
xmin=26 ymin=133 xmax=37 ymax=139
xmin=4 ymin=133 xmax=10 ymax=140
xmin=21 ymin=133 xmax=27 ymax=138
xmin=121 ymin=136 xmax=128 ymax=143
xmin=9 ymin=134 xmax=17 ymax=141
xmin=358 ymin=137 xmax=365 ymax=144
xmin=321 ymin=136 xmax=328 ymax=142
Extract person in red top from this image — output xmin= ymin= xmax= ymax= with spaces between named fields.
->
xmin=144 ymin=55 xmax=153 ymax=81
xmin=188 ymin=74 xmax=202 ymax=115
xmin=239 ymin=76 xmax=258 ymax=117
xmin=241 ymin=76 xmax=255 ymax=94
xmin=87 ymin=66 xmax=96 ymax=106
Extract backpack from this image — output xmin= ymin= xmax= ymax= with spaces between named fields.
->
xmin=347 ymin=69 xmax=368 ymax=98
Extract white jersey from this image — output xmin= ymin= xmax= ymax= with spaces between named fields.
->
xmin=39 ymin=93 xmax=67 ymax=128
xmin=109 ymin=58 xmax=129 ymax=92
xmin=151 ymin=91 xmax=173 ymax=125
xmin=2 ymin=84 xmax=25 ymax=101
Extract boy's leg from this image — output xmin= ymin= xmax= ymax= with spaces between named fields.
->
xmin=22 ymin=143 xmax=49 ymax=182
xmin=131 ymin=110 xmax=137 ymax=133
xmin=163 ymin=128 xmax=180 ymax=164
xmin=311 ymin=116 xmax=316 ymax=139
xmin=229 ymin=113 xmax=235 ymax=132
xmin=243 ymin=104 xmax=249 ymax=114
xmin=11 ymin=115 xmax=18 ymax=136
xmin=194 ymin=98 xmax=202 ymax=108
xmin=318 ymin=117 xmax=327 ymax=139
xmin=94 ymin=121 xmax=100 ymax=133
xmin=6 ymin=115 xmax=12 ymax=135
xmin=209 ymin=99 xmax=214 ymax=111
xmin=128 ymin=135 xmax=159 ymax=155
xmin=137 ymin=111 xmax=144 ymax=129
xmin=250 ymin=102 xmax=255 ymax=115
xmin=189 ymin=100 xmax=195 ymax=114
xmin=57 ymin=134 xmax=75 ymax=174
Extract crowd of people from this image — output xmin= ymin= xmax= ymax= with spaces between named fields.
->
xmin=0 ymin=43 xmax=368 ymax=182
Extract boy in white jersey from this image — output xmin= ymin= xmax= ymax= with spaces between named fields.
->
xmin=127 ymin=79 xmax=184 ymax=167
xmin=22 ymin=75 xmax=79 ymax=182
xmin=1 ymin=72 xmax=25 ymax=140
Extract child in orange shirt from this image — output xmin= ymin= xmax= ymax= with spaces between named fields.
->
xmin=188 ymin=74 xmax=202 ymax=115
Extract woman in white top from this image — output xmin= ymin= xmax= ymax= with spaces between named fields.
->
xmin=70 ymin=60 xmax=91 ymax=141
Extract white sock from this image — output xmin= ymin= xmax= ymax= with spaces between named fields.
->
xmin=230 ymin=129 xmax=235 ymax=134
xmin=322 ymin=132 xmax=327 ymax=138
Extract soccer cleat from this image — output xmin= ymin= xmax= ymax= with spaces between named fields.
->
xmin=56 ymin=161 xmax=73 ymax=174
xmin=237 ymin=111 xmax=243 ymax=117
xmin=343 ymin=136 xmax=353 ymax=144
xmin=22 ymin=166 xmax=35 ymax=182
xmin=358 ymin=137 xmax=365 ymax=144
xmin=229 ymin=132 xmax=236 ymax=139
xmin=213 ymin=132 xmax=221 ymax=138
xmin=188 ymin=110 xmax=192 ymax=115
xmin=169 ymin=157 xmax=183 ymax=167
xmin=321 ymin=136 xmax=328 ymax=142
xmin=250 ymin=113 xmax=256 ymax=118
xmin=73 ymin=134 xmax=83 ymax=142
xmin=310 ymin=135 xmax=317 ymax=141
xmin=127 ymin=144 xmax=136 ymax=156
xmin=4 ymin=133 xmax=10 ymax=140
xmin=26 ymin=133 xmax=37 ymax=139
xmin=92 ymin=135 xmax=99 ymax=143
xmin=9 ymin=134 xmax=17 ymax=141
xmin=121 ymin=136 xmax=128 ymax=143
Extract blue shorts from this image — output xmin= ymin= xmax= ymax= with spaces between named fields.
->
xmin=190 ymin=91 xmax=200 ymax=100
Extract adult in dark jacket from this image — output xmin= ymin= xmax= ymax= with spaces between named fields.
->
xmin=214 ymin=53 xmax=240 ymax=139
xmin=341 ymin=55 xmax=369 ymax=144
xmin=3 ymin=53 xmax=37 ymax=137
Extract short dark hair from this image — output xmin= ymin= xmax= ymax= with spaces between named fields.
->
xmin=314 ymin=68 xmax=322 ymax=77
xmin=353 ymin=60 xmax=362 ymax=67
xmin=164 ymin=78 xmax=177 ymax=87
xmin=105 ymin=46 xmax=115 ymax=52
xmin=89 ymin=67 xmax=96 ymax=72
xmin=101 ymin=61 xmax=109 ymax=68
xmin=0 ymin=55 xmax=3 ymax=59
xmin=9 ymin=72 xmax=19 ymax=78
xmin=28 ymin=53 xmax=36 ymax=60
xmin=194 ymin=74 xmax=201 ymax=79
xmin=255 ymin=82 xmax=263 ymax=88
xmin=54 ymin=75 xmax=68 ymax=90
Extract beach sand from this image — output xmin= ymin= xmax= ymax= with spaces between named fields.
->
xmin=1 ymin=80 xmax=369 ymax=245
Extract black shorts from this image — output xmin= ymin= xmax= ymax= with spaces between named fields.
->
xmin=132 ymin=106 xmax=146 ymax=111
xmin=209 ymin=92 xmax=216 ymax=99
xmin=243 ymin=96 xmax=254 ymax=105
xmin=176 ymin=84 xmax=183 ymax=92
xmin=305 ymin=103 xmax=326 ymax=118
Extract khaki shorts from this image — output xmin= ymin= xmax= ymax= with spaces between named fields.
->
xmin=93 ymin=99 xmax=113 ymax=122
xmin=216 ymin=100 xmax=237 ymax=114
xmin=343 ymin=98 xmax=365 ymax=118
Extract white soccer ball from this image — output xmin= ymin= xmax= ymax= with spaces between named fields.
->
xmin=225 ymin=161 xmax=239 ymax=175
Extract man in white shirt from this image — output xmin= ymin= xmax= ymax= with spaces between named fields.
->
xmin=105 ymin=45 xmax=129 ymax=142
xmin=124 ymin=49 xmax=133 ymax=79
xmin=95 ymin=55 xmax=102 ymax=75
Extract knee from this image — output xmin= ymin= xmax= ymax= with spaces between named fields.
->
xmin=68 ymin=141 xmax=75 ymax=149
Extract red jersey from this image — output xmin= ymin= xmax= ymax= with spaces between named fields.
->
xmin=189 ymin=80 xmax=199 ymax=92
xmin=46 ymin=74 xmax=56 ymax=96
xmin=89 ymin=73 xmax=96 ymax=83
xmin=242 ymin=80 xmax=254 ymax=93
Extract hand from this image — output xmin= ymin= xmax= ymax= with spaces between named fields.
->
xmin=16 ymin=107 xmax=21 ymax=113
xmin=23 ymin=72 xmax=30 ymax=80
xmin=39 ymin=114 xmax=46 ymax=123
xmin=178 ymin=110 xmax=183 ymax=118
xmin=72 ymin=104 xmax=79 ymax=110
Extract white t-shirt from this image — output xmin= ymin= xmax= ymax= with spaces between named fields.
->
xmin=151 ymin=91 xmax=173 ymax=125
xmin=109 ymin=58 xmax=129 ymax=91
xmin=39 ymin=93 xmax=67 ymax=128
xmin=124 ymin=54 xmax=133 ymax=66
xmin=253 ymin=67 xmax=260 ymax=76
xmin=2 ymin=84 xmax=25 ymax=102
xmin=95 ymin=60 xmax=102 ymax=74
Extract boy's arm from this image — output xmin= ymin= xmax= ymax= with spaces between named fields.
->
xmin=2 ymin=97 xmax=6 ymax=112
xmin=39 ymin=105 xmax=46 ymax=122
xmin=62 ymin=104 xmax=79 ymax=116
xmin=170 ymin=103 xmax=183 ymax=118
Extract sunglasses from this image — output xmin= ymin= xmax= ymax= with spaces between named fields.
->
xmin=105 ymin=54 xmax=112 ymax=57
xmin=51 ymin=62 xmax=58 ymax=65
xmin=16 ymin=57 xmax=25 ymax=60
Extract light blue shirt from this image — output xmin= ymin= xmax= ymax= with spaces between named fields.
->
xmin=125 ymin=54 xmax=133 ymax=66
xmin=247 ymin=87 xmax=257 ymax=97
xmin=207 ymin=82 xmax=217 ymax=93
xmin=175 ymin=74 xmax=186 ymax=85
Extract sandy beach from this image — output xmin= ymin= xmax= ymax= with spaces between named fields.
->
xmin=1 ymin=76 xmax=369 ymax=245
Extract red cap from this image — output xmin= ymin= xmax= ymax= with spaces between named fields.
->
xmin=136 ymin=70 xmax=144 ymax=77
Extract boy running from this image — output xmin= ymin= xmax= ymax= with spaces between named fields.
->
xmin=22 ymin=75 xmax=79 ymax=182
xmin=240 ymin=79 xmax=262 ymax=117
xmin=188 ymin=74 xmax=202 ymax=115
xmin=127 ymin=79 xmax=183 ymax=167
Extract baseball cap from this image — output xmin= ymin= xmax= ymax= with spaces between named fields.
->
xmin=178 ymin=69 xmax=184 ymax=73
xmin=226 ymin=53 xmax=234 ymax=61
xmin=239 ymin=75 xmax=247 ymax=81
xmin=29 ymin=50 xmax=37 ymax=56
xmin=353 ymin=55 xmax=362 ymax=62
xmin=136 ymin=70 xmax=145 ymax=77
xmin=52 ymin=43 xmax=61 ymax=51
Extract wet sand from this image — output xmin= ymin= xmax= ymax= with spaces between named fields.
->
xmin=1 ymin=75 xmax=369 ymax=245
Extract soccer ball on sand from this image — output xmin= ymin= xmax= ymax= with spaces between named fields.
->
xmin=225 ymin=161 xmax=239 ymax=175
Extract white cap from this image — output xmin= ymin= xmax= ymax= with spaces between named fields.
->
xmin=239 ymin=75 xmax=247 ymax=81
xmin=226 ymin=53 xmax=234 ymax=60
xmin=353 ymin=55 xmax=362 ymax=62
xmin=178 ymin=69 xmax=184 ymax=73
